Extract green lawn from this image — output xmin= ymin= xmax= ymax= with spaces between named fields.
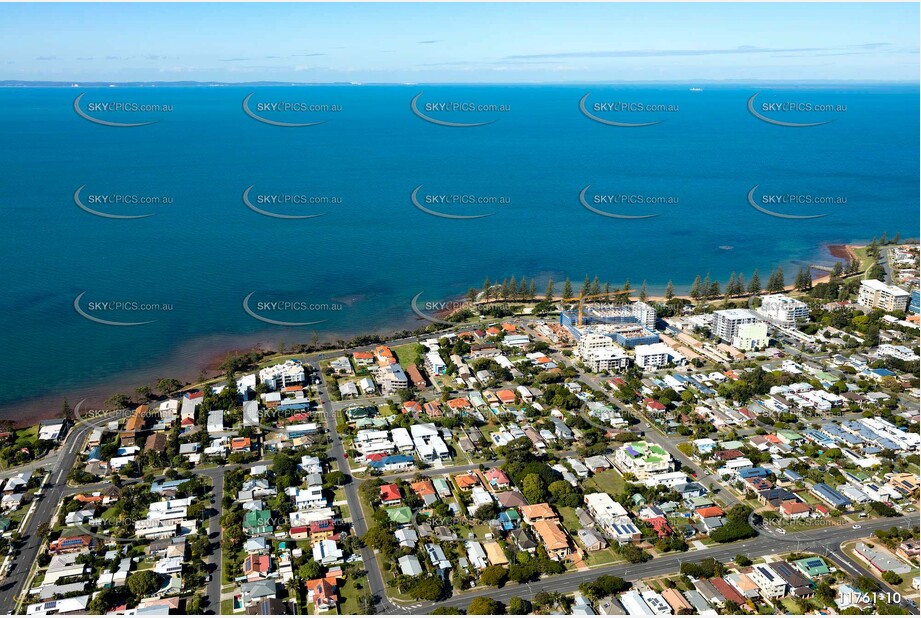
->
xmin=558 ymin=506 xmax=581 ymax=534
xmin=13 ymin=426 xmax=37 ymax=448
xmin=393 ymin=344 xmax=423 ymax=367
xmin=583 ymin=547 xmax=622 ymax=567
xmin=337 ymin=574 xmax=366 ymax=615
xmin=583 ymin=469 xmax=626 ymax=497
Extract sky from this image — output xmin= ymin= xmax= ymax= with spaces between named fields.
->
xmin=1 ymin=3 xmax=918 ymax=83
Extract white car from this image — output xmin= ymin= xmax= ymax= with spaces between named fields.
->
xmin=852 ymin=525 xmax=862 ymax=529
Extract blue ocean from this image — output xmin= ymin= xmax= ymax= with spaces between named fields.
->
xmin=0 ymin=84 xmax=917 ymax=417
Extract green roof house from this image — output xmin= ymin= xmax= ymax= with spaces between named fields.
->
xmin=386 ymin=506 xmax=413 ymax=525
xmin=244 ymin=509 xmax=274 ymax=536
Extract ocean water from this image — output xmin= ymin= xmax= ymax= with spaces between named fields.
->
xmin=0 ymin=84 xmax=917 ymax=414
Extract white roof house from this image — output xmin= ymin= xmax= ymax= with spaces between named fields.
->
xmin=206 ymin=409 xmax=225 ymax=434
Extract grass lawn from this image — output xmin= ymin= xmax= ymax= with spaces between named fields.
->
xmin=393 ymin=343 xmax=423 ymax=368
xmin=13 ymin=426 xmax=37 ymax=448
xmin=337 ymin=573 xmax=366 ymax=615
xmin=583 ymin=469 xmax=626 ymax=497
xmin=583 ymin=547 xmax=622 ymax=567
xmin=558 ymin=506 xmax=581 ymax=534
xmin=891 ymin=567 xmax=920 ymax=597
xmin=780 ymin=598 xmax=802 ymax=614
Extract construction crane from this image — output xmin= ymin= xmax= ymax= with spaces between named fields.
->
xmin=560 ymin=290 xmax=632 ymax=328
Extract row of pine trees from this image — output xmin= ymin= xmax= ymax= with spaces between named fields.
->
xmin=472 ymin=256 xmax=863 ymax=306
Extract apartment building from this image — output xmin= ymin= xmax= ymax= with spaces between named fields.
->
xmin=757 ymin=294 xmax=810 ymax=327
xmin=857 ymin=279 xmax=910 ymax=312
xmin=613 ymin=441 xmax=673 ymax=480
xmin=712 ymin=309 xmax=762 ymax=343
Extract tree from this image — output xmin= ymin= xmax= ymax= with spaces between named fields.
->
xmin=726 ymin=273 xmax=738 ymax=297
xmin=544 ymin=277 xmax=555 ymax=301
xmin=521 ymin=473 xmax=548 ymax=504
xmin=580 ymin=575 xmax=630 ymax=600
xmin=474 ymin=503 xmax=499 ymax=521
xmin=107 ymin=393 xmax=131 ymax=409
xmin=432 ymin=608 xmax=463 ymax=615
xmin=468 ymin=598 xmax=505 ymax=615
xmin=563 ymin=277 xmax=573 ymax=299
xmin=748 ymin=269 xmax=761 ymax=294
xmin=638 ymin=281 xmax=648 ymax=302
xmin=735 ymin=554 xmax=752 ymax=567
xmin=508 ymin=597 xmax=532 ymax=615
xmin=480 ymin=565 xmax=508 ymax=587
xmin=298 ymin=559 xmax=323 ymax=580
xmin=882 ymin=571 xmax=903 ymax=585
xmin=548 ymin=479 xmax=580 ymax=507
xmin=407 ymin=574 xmax=447 ymax=600
xmin=127 ymin=571 xmax=160 ymax=598
xmin=482 ymin=277 xmax=492 ymax=302
xmin=709 ymin=279 xmax=720 ymax=299
xmin=689 ymin=276 xmax=702 ymax=300
xmin=664 ymin=280 xmax=675 ymax=301
xmin=156 ymin=378 xmax=182 ymax=396
xmin=362 ymin=525 xmax=396 ymax=554
xmin=766 ymin=267 xmax=785 ymax=293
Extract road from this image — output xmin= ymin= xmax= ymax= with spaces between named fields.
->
xmin=420 ymin=515 xmax=916 ymax=613
xmin=0 ymin=418 xmax=103 ymax=613
xmin=522 ymin=323 xmax=742 ymax=508
xmin=195 ymin=467 xmax=225 ymax=614
xmin=312 ymin=361 xmax=393 ymax=614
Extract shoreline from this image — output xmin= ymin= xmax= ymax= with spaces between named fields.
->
xmin=0 ymin=241 xmax=880 ymax=428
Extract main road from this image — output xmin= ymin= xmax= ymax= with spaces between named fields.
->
xmin=0 ymin=416 xmax=107 ymax=613
xmin=420 ymin=515 xmax=917 ymax=613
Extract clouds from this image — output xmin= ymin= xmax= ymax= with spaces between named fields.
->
xmin=502 ymin=44 xmax=896 ymax=61
xmin=3 ymin=3 xmax=917 ymax=83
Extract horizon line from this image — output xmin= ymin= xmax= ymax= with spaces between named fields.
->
xmin=2 ymin=78 xmax=920 ymax=87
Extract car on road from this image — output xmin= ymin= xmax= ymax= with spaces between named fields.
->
xmin=775 ymin=528 xmax=786 ymax=535
xmin=852 ymin=524 xmax=861 ymax=529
